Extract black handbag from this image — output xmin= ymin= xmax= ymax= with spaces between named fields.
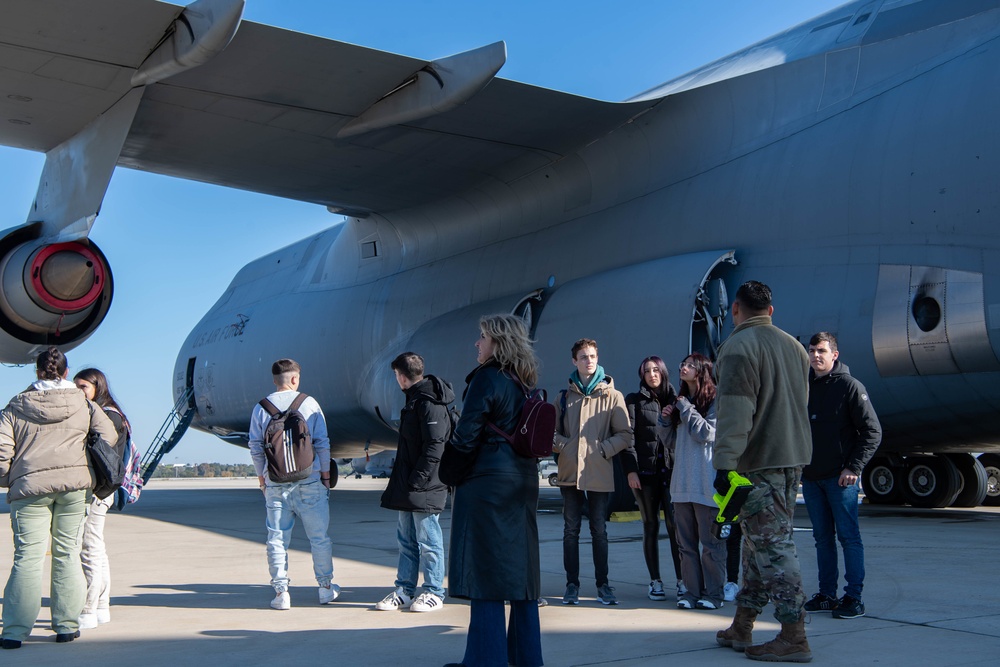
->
xmin=86 ymin=403 xmax=124 ymax=500
xmin=439 ymin=442 xmax=478 ymax=487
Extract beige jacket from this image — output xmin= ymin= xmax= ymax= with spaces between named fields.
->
xmin=552 ymin=376 xmax=633 ymax=492
xmin=0 ymin=380 xmax=117 ymax=502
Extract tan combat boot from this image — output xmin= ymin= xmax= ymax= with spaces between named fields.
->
xmin=744 ymin=611 xmax=812 ymax=662
xmin=716 ymin=606 xmax=758 ymax=651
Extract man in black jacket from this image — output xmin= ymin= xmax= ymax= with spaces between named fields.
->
xmin=375 ymin=352 xmax=455 ymax=613
xmin=801 ymin=332 xmax=882 ymax=620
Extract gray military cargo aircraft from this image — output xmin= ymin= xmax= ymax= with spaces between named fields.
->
xmin=1 ymin=0 xmax=998 ymax=508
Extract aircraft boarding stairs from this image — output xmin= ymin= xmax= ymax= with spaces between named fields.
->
xmin=140 ymin=387 xmax=196 ymax=483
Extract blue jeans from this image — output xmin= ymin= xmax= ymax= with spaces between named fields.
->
xmin=264 ymin=480 xmax=333 ymax=591
xmin=395 ymin=510 xmax=445 ymax=598
xmin=802 ymin=477 xmax=865 ymax=599
xmin=462 ymin=599 xmax=543 ymax=667
xmin=2 ymin=490 xmax=88 ymax=640
xmin=560 ymin=488 xmax=609 ymax=588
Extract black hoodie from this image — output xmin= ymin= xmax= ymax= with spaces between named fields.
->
xmin=380 ymin=375 xmax=455 ymax=513
xmin=803 ymin=360 xmax=882 ymax=481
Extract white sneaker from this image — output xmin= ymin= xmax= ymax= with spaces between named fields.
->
xmin=78 ymin=613 xmax=99 ymax=630
xmin=96 ymin=608 xmax=111 ymax=624
xmin=696 ymin=598 xmax=722 ymax=610
xmin=319 ymin=584 xmax=341 ymax=605
xmin=410 ymin=591 xmax=444 ymax=612
xmin=648 ymin=579 xmax=666 ymax=601
xmin=270 ymin=591 xmax=291 ymax=610
xmin=677 ymin=598 xmax=693 ymax=609
xmin=375 ymin=587 xmax=412 ymax=611
xmin=676 ymin=580 xmax=688 ymax=601
xmin=724 ymin=581 xmax=739 ymax=602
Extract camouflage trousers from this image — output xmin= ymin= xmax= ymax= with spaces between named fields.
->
xmin=735 ymin=467 xmax=806 ymax=624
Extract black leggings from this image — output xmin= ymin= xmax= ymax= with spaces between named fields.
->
xmin=631 ymin=473 xmax=682 ymax=582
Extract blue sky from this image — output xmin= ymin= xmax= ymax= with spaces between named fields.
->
xmin=0 ymin=1 xmax=849 ymax=464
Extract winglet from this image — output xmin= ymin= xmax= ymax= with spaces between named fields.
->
xmin=338 ymin=41 xmax=507 ymax=139
xmin=131 ymin=0 xmax=245 ymax=87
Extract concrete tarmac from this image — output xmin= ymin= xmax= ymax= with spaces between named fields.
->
xmin=1 ymin=476 xmax=998 ymax=666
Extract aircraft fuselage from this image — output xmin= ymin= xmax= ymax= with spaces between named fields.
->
xmin=176 ymin=0 xmax=1000 ymax=458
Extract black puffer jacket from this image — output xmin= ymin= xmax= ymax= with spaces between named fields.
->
xmin=380 ymin=375 xmax=454 ymax=513
xmin=623 ymin=386 xmax=675 ymax=475
xmin=447 ymin=361 xmax=539 ymax=601
xmin=803 ymin=361 xmax=882 ymax=481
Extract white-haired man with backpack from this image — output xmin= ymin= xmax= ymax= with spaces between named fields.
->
xmin=248 ymin=358 xmax=338 ymax=610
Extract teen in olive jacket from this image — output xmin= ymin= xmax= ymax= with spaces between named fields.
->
xmin=0 ymin=383 xmax=116 ymax=502
xmin=0 ymin=348 xmax=117 ymax=648
xmin=552 ymin=377 xmax=633 ymax=491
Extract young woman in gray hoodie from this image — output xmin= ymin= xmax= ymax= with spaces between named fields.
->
xmin=664 ymin=353 xmax=725 ymax=610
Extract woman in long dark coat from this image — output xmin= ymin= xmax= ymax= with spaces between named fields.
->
xmin=446 ymin=314 xmax=542 ymax=667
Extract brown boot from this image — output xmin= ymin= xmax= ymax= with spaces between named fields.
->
xmin=716 ymin=606 xmax=758 ymax=652
xmin=744 ymin=612 xmax=812 ymax=662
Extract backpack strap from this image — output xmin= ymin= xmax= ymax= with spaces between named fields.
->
xmin=486 ymin=372 xmax=526 ymax=443
xmin=487 ymin=421 xmax=514 ymax=444
xmin=258 ymin=398 xmax=280 ymax=416
xmin=288 ymin=393 xmax=308 ymax=413
xmin=559 ymin=389 xmax=568 ymax=435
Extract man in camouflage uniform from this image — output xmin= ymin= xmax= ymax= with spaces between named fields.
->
xmin=712 ymin=281 xmax=813 ymax=663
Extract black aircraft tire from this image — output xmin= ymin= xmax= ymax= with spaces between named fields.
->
xmin=978 ymin=453 xmax=1000 ymax=507
xmin=861 ymin=456 xmax=903 ymax=504
xmin=901 ymin=455 xmax=962 ymax=508
xmin=946 ymin=454 xmax=987 ymax=507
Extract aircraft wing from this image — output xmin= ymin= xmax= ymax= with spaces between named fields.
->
xmin=0 ymin=0 xmax=658 ymax=215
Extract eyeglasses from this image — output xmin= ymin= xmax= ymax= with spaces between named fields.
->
xmin=679 ymin=362 xmax=696 ymax=369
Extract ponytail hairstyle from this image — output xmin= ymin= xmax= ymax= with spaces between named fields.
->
xmin=636 ymin=356 xmax=677 ymax=406
xmin=674 ymin=352 xmax=717 ymax=424
xmin=35 ymin=346 xmax=67 ymax=381
xmin=73 ymin=367 xmax=131 ymax=432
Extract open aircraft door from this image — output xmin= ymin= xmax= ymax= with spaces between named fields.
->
xmin=532 ymin=249 xmax=736 ymax=394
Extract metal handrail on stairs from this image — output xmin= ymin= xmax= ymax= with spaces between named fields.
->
xmin=140 ymin=387 xmax=196 ymax=484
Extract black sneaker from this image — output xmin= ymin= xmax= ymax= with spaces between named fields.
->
xmin=832 ymin=595 xmax=865 ymax=619
xmin=803 ymin=592 xmax=838 ymax=612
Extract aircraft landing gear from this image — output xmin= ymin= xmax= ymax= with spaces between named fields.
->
xmin=946 ymin=453 xmax=988 ymax=507
xmin=978 ymin=453 xmax=1000 ymax=507
xmin=901 ymin=455 xmax=961 ymax=508
xmin=861 ymin=456 xmax=903 ymax=505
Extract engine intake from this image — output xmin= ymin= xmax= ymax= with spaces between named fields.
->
xmin=0 ymin=224 xmax=113 ymax=363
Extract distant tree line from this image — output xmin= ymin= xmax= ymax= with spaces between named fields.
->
xmin=151 ymin=463 xmax=257 ymax=479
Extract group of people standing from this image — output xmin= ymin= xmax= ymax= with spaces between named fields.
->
xmin=622 ymin=351 xmax=731 ymax=611
xmin=0 ymin=347 xmax=133 ymax=649
xmin=0 ymin=278 xmax=880 ymax=665
xmin=246 ymin=282 xmax=882 ymax=667
xmin=359 ymin=280 xmax=880 ymax=666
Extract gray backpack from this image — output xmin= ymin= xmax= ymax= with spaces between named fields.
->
xmin=259 ymin=393 xmax=314 ymax=483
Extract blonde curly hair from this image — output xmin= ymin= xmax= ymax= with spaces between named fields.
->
xmin=479 ymin=314 xmax=540 ymax=388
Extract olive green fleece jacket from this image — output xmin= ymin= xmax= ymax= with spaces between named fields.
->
xmin=552 ymin=376 xmax=633 ymax=492
xmin=713 ymin=315 xmax=812 ymax=473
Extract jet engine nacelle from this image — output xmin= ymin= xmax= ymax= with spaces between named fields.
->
xmin=0 ymin=224 xmax=113 ymax=363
